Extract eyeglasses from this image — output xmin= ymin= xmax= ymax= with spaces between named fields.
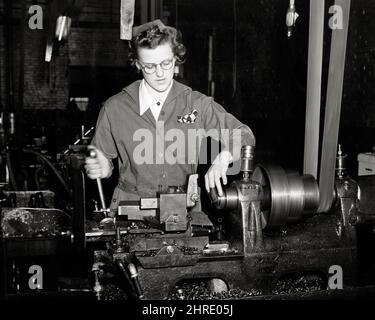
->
xmin=137 ymin=58 xmax=174 ymax=74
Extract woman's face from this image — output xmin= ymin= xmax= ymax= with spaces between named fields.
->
xmin=136 ymin=42 xmax=176 ymax=92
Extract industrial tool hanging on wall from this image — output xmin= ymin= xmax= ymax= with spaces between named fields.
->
xmin=44 ymin=0 xmax=86 ymax=62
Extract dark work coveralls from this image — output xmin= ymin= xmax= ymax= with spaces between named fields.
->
xmin=91 ymin=80 xmax=255 ymax=209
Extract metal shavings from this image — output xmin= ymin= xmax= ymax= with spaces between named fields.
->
xmin=272 ymin=275 xmax=325 ymax=295
xmin=169 ymin=280 xmax=262 ymax=300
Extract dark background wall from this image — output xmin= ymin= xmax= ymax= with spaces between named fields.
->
xmin=0 ymin=0 xmax=374 ymax=177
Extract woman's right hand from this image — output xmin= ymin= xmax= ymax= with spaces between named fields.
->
xmin=84 ymin=146 xmax=112 ymax=179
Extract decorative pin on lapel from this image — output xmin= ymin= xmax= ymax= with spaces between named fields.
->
xmin=177 ymin=109 xmax=198 ymax=124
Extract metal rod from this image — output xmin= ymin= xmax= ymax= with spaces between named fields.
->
xmin=97 ymin=178 xmax=106 ymax=210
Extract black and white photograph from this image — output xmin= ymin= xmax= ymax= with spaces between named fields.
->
xmin=0 ymin=0 xmax=375 ymax=313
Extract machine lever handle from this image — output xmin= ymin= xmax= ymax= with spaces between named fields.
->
xmin=87 ymin=148 xmax=107 ymax=211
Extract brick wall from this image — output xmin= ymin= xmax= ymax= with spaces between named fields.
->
xmin=69 ymin=27 xmax=128 ymax=67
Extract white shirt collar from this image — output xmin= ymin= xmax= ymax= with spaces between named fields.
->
xmin=139 ymin=79 xmax=173 ymax=120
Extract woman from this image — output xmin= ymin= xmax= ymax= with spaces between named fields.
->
xmin=85 ymin=19 xmax=255 ymax=209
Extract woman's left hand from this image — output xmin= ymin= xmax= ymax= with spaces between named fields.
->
xmin=205 ymin=151 xmax=233 ymax=197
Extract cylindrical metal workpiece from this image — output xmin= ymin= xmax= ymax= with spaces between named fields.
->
xmin=302 ymin=174 xmax=320 ymax=214
xmin=252 ymin=164 xmax=319 ymax=228
xmin=225 ymin=187 xmax=240 ymax=210
xmin=241 ymin=145 xmax=255 ymax=173
xmin=209 ymin=187 xmax=238 ymax=210
xmin=209 ymin=187 xmax=227 ymax=210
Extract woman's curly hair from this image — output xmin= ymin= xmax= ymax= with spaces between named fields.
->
xmin=128 ymin=25 xmax=186 ymax=66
